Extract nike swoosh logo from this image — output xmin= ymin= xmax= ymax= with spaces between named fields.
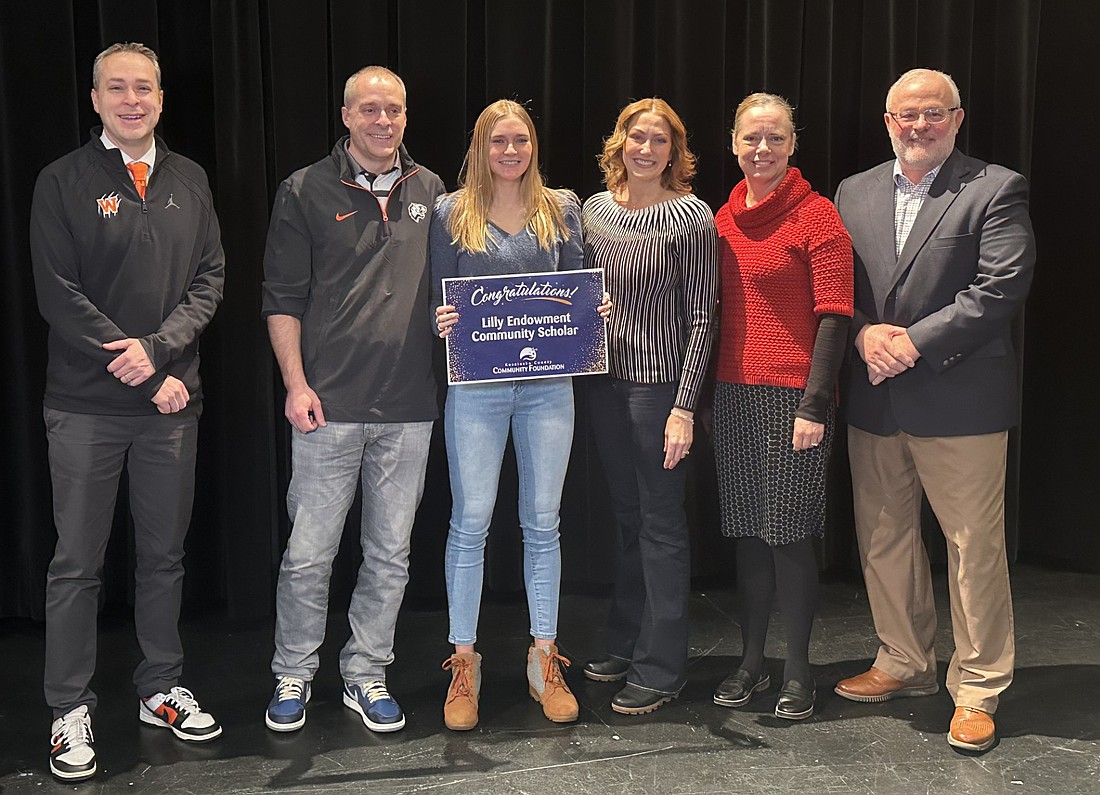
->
xmin=335 ymin=211 xmax=358 ymax=221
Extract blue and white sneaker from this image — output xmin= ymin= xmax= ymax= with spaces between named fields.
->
xmin=342 ymin=680 xmax=405 ymax=732
xmin=266 ymin=676 xmax=311 ymax=732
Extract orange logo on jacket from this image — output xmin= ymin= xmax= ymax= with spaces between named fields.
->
xmin=97 ymin=193 xmax=121 ymax=218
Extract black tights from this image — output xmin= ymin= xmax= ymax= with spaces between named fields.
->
xmin=735 ymin=536 xmax=819 ymax=687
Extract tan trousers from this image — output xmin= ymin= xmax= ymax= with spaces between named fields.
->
xmin=848 ymin=426 xmax=1015 ymax=714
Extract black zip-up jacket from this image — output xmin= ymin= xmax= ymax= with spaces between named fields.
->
xmin=261 ymin=138 xmax=445 ymax=423
xmin=30 ymin=129 xmax=225 ymax=415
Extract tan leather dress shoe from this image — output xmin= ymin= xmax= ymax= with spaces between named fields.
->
xmin=948 ymin=706 xmax=996 ymax=751
xmin=834 ymin=666 xmax=939 ymax=703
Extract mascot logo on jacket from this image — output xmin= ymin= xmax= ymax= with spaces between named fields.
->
xmin=96 ymin=192 xmax=121 ymax=219
xmin=408 ymin=202 xmax=427 ymax=223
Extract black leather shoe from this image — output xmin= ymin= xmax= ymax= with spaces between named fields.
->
xmin=713 ymin=669 xmax=770 ymax=708
xmin=611 ymin=683 xmax=675 ymax=715
xmin=775 ymin=680 xmax=815 ymax=720
xmin=583 ymin=657 xmax=629 ymax=682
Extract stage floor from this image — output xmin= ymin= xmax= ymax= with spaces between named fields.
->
xmin=2 ymin=563 xmax=1097 ymax=794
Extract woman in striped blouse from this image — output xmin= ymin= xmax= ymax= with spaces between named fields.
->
xmin=581 ymin=98 xmax=718 ymax=715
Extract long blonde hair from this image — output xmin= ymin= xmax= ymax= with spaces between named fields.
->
xmin=448 ymin=100 xmax=571 ymax=253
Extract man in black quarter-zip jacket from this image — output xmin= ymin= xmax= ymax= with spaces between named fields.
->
xmin=260 ymin=65 xmax=444 ymax=737
xmin=30 ymin=42 xmax=225 ymax=782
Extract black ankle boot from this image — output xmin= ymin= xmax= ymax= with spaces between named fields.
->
xmin=611 ymin=683 xmax=675 ymax=715
xmin=583 ymin=657 xmax=629 ymax=682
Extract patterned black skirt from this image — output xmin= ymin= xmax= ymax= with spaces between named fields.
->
xmin=713 ymin=381 xmax=835 ymax=546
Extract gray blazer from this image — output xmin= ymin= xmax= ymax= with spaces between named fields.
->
xmin=835 ymin=149 xmax=1036 ymax=437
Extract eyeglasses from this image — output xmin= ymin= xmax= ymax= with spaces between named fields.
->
xmin=887 ymin=107 xmax=961 ymax=125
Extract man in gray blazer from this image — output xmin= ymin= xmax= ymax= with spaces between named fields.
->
xmin=832 ymin=68 xmax=1035 ymax=753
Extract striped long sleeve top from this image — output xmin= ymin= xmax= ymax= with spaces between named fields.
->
xmin=582 ymin=191 xmax=718 ymax=411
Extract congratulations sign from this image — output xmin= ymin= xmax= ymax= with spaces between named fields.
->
xmin=443 ymin=268 xmax=608 ymax=385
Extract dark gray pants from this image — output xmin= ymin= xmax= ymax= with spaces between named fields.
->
xmin=43 ymin=406 xmax=200 ymax=718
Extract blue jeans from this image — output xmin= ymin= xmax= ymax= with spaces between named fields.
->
xmin=444 ymin=378 xmax=574 ymax=645
xmin=272 ymin=420 xmax=433 ymax=684
xmin=588 ymin=377 xmax=689 ymax=695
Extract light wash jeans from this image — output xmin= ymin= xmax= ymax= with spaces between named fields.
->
xmin=444 ymin=378 xmax=574 ymax=645
xmin=272 ymin=420 xmax=433 ymax=684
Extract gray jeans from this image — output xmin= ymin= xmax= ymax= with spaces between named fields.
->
xmin=43 ymin=406 xmax=200 ymax=718
xmin=271 ymin=420 xmax=433 ymax=684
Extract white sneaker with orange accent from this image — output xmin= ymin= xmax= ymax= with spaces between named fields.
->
xmin=139 ymin=686 xmax=222 ymax=742
xmin=50 ymin=705 xmax=96 ymax=781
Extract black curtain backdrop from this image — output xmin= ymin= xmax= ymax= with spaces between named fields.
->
xmin=2 ymin=1 xmax=1096 ymax=622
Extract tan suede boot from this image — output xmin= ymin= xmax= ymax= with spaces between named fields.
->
xmin=442 ymin=652 xmax=481 ymax=731
xmin=527 ymin=644 xmax=579 ymax=723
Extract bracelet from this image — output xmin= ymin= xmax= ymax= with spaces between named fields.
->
xmin=670 ymin=408 xmax=694 ymax=424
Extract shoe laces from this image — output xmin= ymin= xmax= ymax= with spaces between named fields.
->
xmin=164 ymin=686 xmax=201 ymax=715
xmin=541 ymin=649 xmax=572 ymax=692
xmin=275 ymin=677 xmax=306 ymax=703
xmin=361 ymin=681 xmax=393 ymax=704
xmin=442 ymin=655 xmax=474 ymax=701
xmin=52 ymin=710 xmax=93 ymax=750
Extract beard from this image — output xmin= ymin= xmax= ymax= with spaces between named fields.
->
xmin=890 ymin=128 xmax=956 ymax=175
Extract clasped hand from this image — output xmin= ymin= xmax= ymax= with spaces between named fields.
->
xmin=857 ymin=324 xmax=920 ymax=386
xmin=103 ymin=338 xmax=155 ymax=386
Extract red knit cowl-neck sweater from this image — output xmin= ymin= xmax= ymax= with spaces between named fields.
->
xmin=714 ymin=167 xmax=853 ymax=388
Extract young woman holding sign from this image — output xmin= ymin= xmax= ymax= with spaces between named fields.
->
xmin=430 ymin=99 xmax=608 ymax=730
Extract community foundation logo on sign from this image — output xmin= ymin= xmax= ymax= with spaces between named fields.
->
xmin=519 ymin=347 xmax=538 ymax=361
xmin=96 ymin=192 xmax=121 ymax=218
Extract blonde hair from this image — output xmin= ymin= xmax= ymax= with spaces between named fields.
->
xmin=448 ymin=100 xmax=571 ymax=253
xmin=732 ymin=93 xmax=798 ymax=151
xmin=598 ymin=98 xmax=696 ymax=195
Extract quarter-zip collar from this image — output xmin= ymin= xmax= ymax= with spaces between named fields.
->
xmin=332 ymin=135 xmax=420 ymax=223
xmin=89 ymin=126 xmax=171 ymax=216
xmin=100 ymin=129 xmax=157 ymax=173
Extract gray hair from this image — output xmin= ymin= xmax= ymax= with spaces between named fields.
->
xmin=343 ymin=66 xmax=406 ymax=108
xmin=92 ymin=42 xmax=161 ymax=90
xmin=886 ymin=68 xmax=962 ymax=111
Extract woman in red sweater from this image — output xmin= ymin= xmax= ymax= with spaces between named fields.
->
xmin=711 ymin=93 xmax=853 ymax=719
